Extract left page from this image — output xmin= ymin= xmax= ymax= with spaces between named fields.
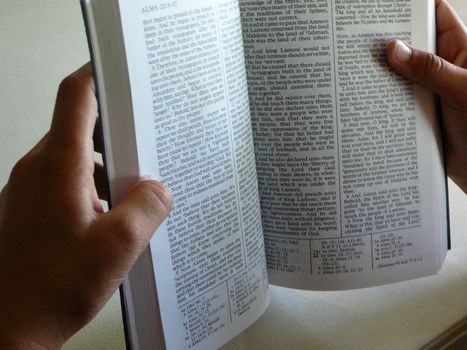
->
xmin=83 ymin=0 xmax=269 ymax=349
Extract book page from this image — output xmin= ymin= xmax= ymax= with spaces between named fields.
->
xmin=240 ymin=0 xmax=448 ymax=289
xmin=103 ymin=0 xmax=269 ymax=349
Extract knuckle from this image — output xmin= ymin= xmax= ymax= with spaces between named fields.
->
xmin=110 ymin=216 xmax=144 ymax=250
xmin=9 ymin=153 xmax=41 ymax=186
xmin=9 ymin=148 xmax=61 ymax=190
xmin=34 ymin=149 xmax=67 ymax=179
xmin=10 ymin=155 xmax=30 ymax=179
xmin=58 ymin=73 xmax=84 ymax=98
xmin=418 ymin=53 xmax=444 ymax=83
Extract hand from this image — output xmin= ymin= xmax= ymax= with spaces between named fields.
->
xmin=387 ymin=0 xmax=467 ymax=192
xmin=0 ymin=64 xmax=173 ymax=349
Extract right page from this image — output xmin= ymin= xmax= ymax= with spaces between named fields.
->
xmin=240 ymin=0 xmax=448 ymax=290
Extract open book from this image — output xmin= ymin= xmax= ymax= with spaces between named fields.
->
xmin=81 ymin=0 xmax=449 ymax=349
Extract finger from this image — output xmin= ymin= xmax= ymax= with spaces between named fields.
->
xmin=436 ymin=0 xmax=467 ymax=63
xmin=96 ymin=178 xmax=173 ymax=257
xmin=49 ymin=63 xmax=97 ymax=154
xmin=93 ymin=163 xmax=108 ymax=201
xmin=387 ymin=40 xmax=467 ymax=105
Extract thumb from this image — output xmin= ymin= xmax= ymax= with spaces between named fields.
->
xmin=98 ymin=177 xmax=173 ymax=257
xmin=387 ymin=40 xmax=467 ymax=100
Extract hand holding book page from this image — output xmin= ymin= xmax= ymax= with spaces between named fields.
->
xmin=387 ymin=0 xmax=467 ymax=193
xmin=82 ymin=0 xmax=449 ymax=349
xmin=0 ymin=65 xmax=173 ymax=350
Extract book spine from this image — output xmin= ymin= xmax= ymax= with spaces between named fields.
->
xmin=79 ymin=2 xmax=132 ymax=350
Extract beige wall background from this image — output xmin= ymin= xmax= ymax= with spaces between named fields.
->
xmin=0 ymin=1 xmax=466 ymax=349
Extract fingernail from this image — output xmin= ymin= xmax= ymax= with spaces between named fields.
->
xmin=394 ymin=40 xmax=412 ymax=63
xmin=139 ymin=175 xmax=160 ymax=183
xmin=138 ymin=175 xmax=173 ymax=200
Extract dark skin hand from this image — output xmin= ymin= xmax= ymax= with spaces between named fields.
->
xmin=387 ymin=0 xmax=467 ymax=192
xmin=0 ymin=64 xmax=173 ymax=349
